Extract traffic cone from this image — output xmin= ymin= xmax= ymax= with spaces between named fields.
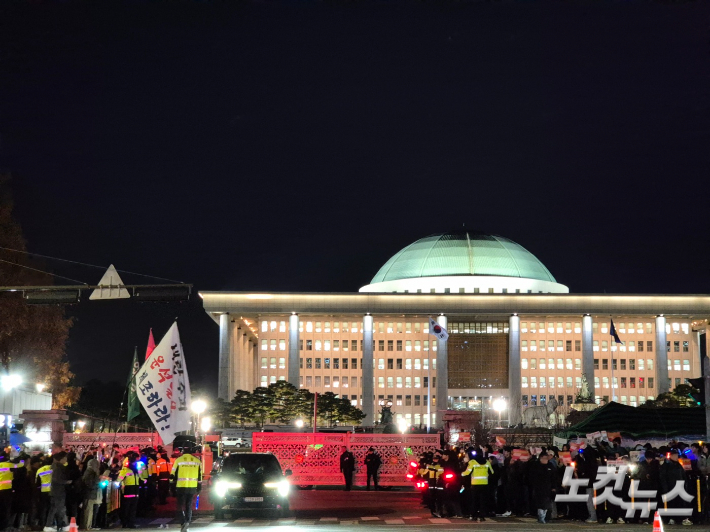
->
xmin=652 ymin=511 xmax=664 ymax=532
xmin=68 ymin=517 xmax=78 ymax=532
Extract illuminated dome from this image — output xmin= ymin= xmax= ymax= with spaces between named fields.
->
xmin=359 ymin=230 xmax=568 ymax=294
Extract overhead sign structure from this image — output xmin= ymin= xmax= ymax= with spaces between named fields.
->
xmin=89 ymin=264 xmax=130 ymax=300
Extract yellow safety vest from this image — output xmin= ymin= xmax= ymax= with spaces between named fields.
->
xmin=425 ymin=463 xmax=443 ymax=482
xmin=0 ymin=460 xmax=24 ymax=490
xmin=37 ymin=465 xmax=52 ymax=493
xmin=118 ymin=467 xmax=139 ymax=487
xmin=148 ymin=458 xmax=157 ymax=476
xmin=171 ymin=454 xmax=202 ymax=489
xmin=462 ymin=461 xmax=493 ymax=486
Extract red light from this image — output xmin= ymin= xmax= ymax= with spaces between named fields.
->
xmin=410 ymin=461 xmax=417 ymax=468
xmin=445 ymin=473 xmax=454 ymax=479
xmin=406 ymin=473 xmax=414 ymax=479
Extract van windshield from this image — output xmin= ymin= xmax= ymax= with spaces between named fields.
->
xmin=222 ymin=455 xmax=282 ymax=476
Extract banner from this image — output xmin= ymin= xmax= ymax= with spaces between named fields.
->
xmin=126 ymin=348 xmax=141 ymax=421
xmin=135 ymin=322 xmax=192 ymax=444
xmin=511 ymin=449 xmax=530 ymax=462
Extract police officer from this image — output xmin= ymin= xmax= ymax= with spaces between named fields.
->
xmin=0 ymin=450 xmax=24 ymax=530
xmin=156 ymin=453 xmax=171 ymax=505
xmin=425 ymin=451 xmax=444 ymax=517
xmin=36 ymin=457 xmax=53 ymax=528
xmin=117 ymin=453 xmax=140 ymax=528
xmin=171 ymin=446 xmax=202 ymax=532
xmin=462 ymin=454 xmax=494 ymax=521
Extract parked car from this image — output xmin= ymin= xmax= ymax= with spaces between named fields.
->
xmin=212 ymin=453 xmax=292 ymax=518
xmin=222 ymin=437 xmax=250 ymax=448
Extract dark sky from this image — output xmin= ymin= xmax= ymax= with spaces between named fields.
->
xmin=1 ymin=1 xmax=709 ymax=395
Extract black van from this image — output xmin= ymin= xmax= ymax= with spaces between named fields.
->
xmin=212 ymin=453 xmax=292 ymax=519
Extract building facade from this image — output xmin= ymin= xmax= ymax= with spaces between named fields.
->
xmin=201 ymin=231 xmax=710 ymax=427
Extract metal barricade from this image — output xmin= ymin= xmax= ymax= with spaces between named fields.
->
xmin=252 ymin=432 xmax=439 ymax=486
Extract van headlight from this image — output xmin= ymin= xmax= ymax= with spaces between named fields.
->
xmin=214 ymin=481 xmax=242 ymax=497
xmin=264 ymin=480 xmax=290 ymax=497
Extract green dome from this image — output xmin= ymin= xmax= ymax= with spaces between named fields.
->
xmin=371 ymin=231 xmax=556 ymax=284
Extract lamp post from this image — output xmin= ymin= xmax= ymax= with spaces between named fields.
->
xmin=492 ymin=398 xmax=507 ymax=428
xmin=295 ymin=419 xmax=304 ymax=429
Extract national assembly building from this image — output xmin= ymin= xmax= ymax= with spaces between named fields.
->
xmin=200 ymin=230 xmax=710 ymax=428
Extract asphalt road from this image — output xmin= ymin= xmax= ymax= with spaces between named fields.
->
xmin=128 ymin=488 xmax=700 ymax=530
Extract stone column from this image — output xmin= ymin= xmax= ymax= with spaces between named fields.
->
xmin=656 ymin=315 xmax=669 ymax=394
xmin=436 ymin=315 xmax=448 ymax=428
xmin=582 ymin=315 xmax=594 ymax=395
xmin=218 ymin=313 xmax=231 ymax=401
xmin=508 ymin=315 xmax=522 ymax=426
xmin=288 ymin=314 xmax=300 ymax=388
xmin=362 ymin=315 xmax=374 ymax=425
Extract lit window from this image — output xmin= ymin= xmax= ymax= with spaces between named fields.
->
xmin=557 ymin=340 xmax=563 ymax=351
xmin=522 ymin=358 xmax=528 ymax=369
xmin=575 ymin=359 xmax=581 ymax=370
xmin=522 ymin=377 xmax=528 ymax=388
xmin=521 ymin=322 xmax=528 ymax=332
xmin=324 ymin=322 xmax=330 ymax=333
xmin=565 ymin=322 xmax=572 ymax=333
xmin=415 ymin=341 xmax=421 ymax=352
xmin=324 ymin=340 xmax=330 ymax=351
xmin=405 ymin=358 xmax=412 ymax=370
xmin=270 ymin=375 xmax=276 ymax=384
xmin=530 ymin=377 xmax=537 ymax=388
xmin=566 ymin=377 xmax=572 ymax=388
xmin=593 ymin=340 xmax=599 ymax=352
xmin=279 ymin=358 xmax=285 ymax=369
xmin=261 ymin=321 xmax=268 ymax=332
xmin=279 ymin=339 xmax=286 ymax=351
xmin=414 ymin=377 xmax=421 ymax=388
xmin=306 ymin=322 xmax=313 ymax=332
xmin=557 ymin=358 xmax=563 ymax=369
xmin=574 ymin=322 xmax=581 ymax=333
xmin=396 ymin=377 xmax=403 ymax=388
xmin=342 ymin=377 xmax=348 ymax=388
xmin=261 ymin=339 xmax=267 ymax=351
xmin=405 ymin=377 xmax=412 ymax=388
xmin=378 ymin=377 xmax=385 ymax=388
xmin=406 ymin=341 xmax=412 ymax=352
xmin=414 ymin=359 xmax=421 ymax=370
xmin=539 ymin=358 xmax=546 ymax=370
xmin=324 ymin=376 xmax=330 ymax=387
xmin=530 ymin=340 xmax=537 ymax=351
xmin=522 ymin=340 xmax=528 ymax=351
xmin=648 ymin=359 xmax=653 ymax=370
xmin=566 ymin=359 xmax=572 ymax=370
xmin=333 ymin=377 xmax=339 ymax=388
xmin=628 ymin=341 xmax=635 ymax=352
xmin=261 ymin=376 xmax=267 ymax=387
xmin=681 ymin=323 xmax=689 ymax=334
xmin=594 ymin=377 xmax=600 ymax=389
xmin=315 ymin=340 xmax=322 ymax=351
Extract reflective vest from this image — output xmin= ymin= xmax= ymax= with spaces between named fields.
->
xmin=424 ymin=463 xmax=443 ymax=486
xmin=462 ymin=460 xmax=493 ymax=486
xmin=147 ymin=458 xmax=157 ymax=476
xmin=0 ymin=460 xmax=24 ymax=490
xmin=156 ymin=458 xmax=171 ymax=478
xmin=118 ymin=467 xmax=140 ymax=497
xmin=37 ymin=465 xmax=52 ymax=493
xmin=171 ymin=454 xmax=202 ymax=489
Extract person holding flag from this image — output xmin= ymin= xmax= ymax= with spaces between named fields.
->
xmin=609 ymin=319 xmax=624 ymax=402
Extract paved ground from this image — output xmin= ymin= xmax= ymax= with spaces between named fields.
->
xmin=121 ymin=489 xmax=703 ymax=530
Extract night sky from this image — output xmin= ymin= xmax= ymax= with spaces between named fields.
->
xmin=1 ymin=1 xmax=709 ymax=396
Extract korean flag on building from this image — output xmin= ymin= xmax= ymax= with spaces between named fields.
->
xmin=428 ymin=317 xmax=449 ymax=341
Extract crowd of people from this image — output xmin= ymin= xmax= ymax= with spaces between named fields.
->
xmin=0 ymin=443 xmax=185 ymax=532
xmin=413 ymin=438 xmax=710 ymax=525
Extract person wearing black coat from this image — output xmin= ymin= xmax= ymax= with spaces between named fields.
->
xmin=530 ymin=453 xmax=557 ymax=524
xmin=364 ymin=447 xmax=381 ymax=491
xmin=339 ymin=446 xmax=355 ymax=491
xmin=660 ymin=450 xmax=689 ymax=524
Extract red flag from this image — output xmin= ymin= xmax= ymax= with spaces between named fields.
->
xmin=145 ymin=329 xmax=156 ymax=360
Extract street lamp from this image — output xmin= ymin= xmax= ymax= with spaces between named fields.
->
xmin=36 ymin=383 xmax=45 ymax=393
xmin=1 ymin=375 xmax=21 ymax=390
xmin=77 ymin=420 xmax=86 ymax=431
xmin=493 ymin=398 xmax=507 ymax=428
xmin=397 ymin=418 xmax=407 ymax=434
xmin=192 ymin=399 xmax=207 ymax=439
xmin=295 ymin=419 xmax=304 ymax=429
xmin=201 ymin=416 xmax=211 ymax=433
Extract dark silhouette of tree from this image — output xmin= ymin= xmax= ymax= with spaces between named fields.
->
xmin=0 ymin=175 xmax=79 ymax=407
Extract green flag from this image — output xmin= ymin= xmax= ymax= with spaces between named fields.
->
xmin=127 ymin=347 xmax=141 ymax=421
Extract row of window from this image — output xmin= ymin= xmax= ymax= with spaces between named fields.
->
xmin=520 ymin=322 xmax=689 ymax=335
xmin=377 ymin=376 xmax=435 ymax=389
xmin=521 ymin=358 xmax=658 ymax=371
xmin=301 ymin=375 xmax=358 ymax=388
xmin=301 ymin=339 xmax=438 ymax=352
xmin=522 ymin=375 xmax=657 ymax=389
xmin=261 ymin=320 xmax=691 ymax=336
xmin=379 ymin=394 xmax=435 ymax=407
xmin=301 ymin=357 xmax=359 ymax=370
